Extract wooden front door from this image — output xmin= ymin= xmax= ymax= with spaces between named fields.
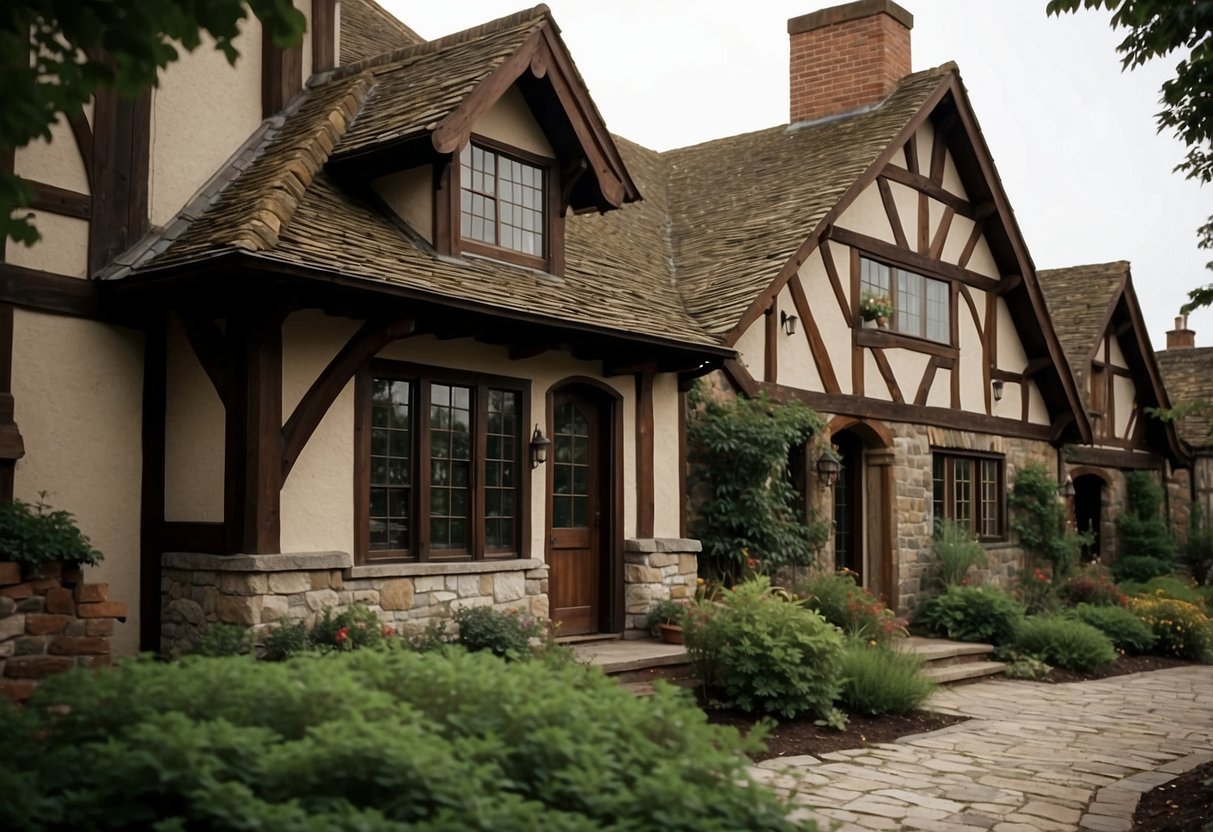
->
xmin=549 ymin=394 xmax=602 ymax=635
xmin=833 ymin=431 xmax=863 ymax=580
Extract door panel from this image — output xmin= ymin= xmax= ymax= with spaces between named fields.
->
xmin=833 ymin=431 xmax=863 ymax=581
xmin=549 ymin=395 xmax=601 ymax=635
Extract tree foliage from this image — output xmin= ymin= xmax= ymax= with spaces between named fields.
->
xmin=1047 ymin=0 xmax=1213 ymax=311
xmin=1 ymin=0 xmax=306 ymax=245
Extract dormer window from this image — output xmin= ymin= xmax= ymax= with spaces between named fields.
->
xmin=460 ymin=143 xmax=545 ymax=257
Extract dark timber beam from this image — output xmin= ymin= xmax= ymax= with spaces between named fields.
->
xmin=635 ymin=370 xmax=655 ymax=539
xmin=178 ymin=313 xmax=230 ymax=406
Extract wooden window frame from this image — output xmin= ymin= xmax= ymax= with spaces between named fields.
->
xmin=440 ymin=134 xmax=565 ymax=275
xmin=932 ymin=449 xmax=1006 ymax=542
xmin=354 ymin=360 xmax=531 ymax=564
xmin=858 ymin=255 xmax=951 ymax=346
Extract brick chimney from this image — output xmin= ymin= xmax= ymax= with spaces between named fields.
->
xmin=788 ymin=0 xmax=913 ymax=125
xmin=1166 ymin=314 xmax=1196 ymax=350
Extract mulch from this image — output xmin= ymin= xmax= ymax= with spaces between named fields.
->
xmin=1133 ymin=759 xmax=1213 ymax=832
xmin=1034 ymin=654 xmax=1193 ymax=684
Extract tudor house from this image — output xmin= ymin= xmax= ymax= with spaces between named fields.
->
xmin=1157 ymin=316 xmax=1213 ymax=533
xmin=1037 ymin=263 xmax=1188 ymax=560
xmin=3 ymin=0 xmax=732 ymax=655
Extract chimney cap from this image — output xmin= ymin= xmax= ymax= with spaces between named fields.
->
xmin=788 ymin=0 xmax=914 ymax=36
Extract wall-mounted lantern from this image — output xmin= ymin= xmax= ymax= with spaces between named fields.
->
xmin=816 ymin=447 xmax=841 ymax=487
xmin=530 ymin=424 xmax=550 ymax=469
xmin=1059 ymin=477 xmax=1075 ymax=500
xmin=992 ymin=378 xmax=1004 ymax=402
xmin=780 ymin=310 xmax=798 ymax=336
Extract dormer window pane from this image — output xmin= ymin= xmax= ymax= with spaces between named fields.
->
xmin=459 ymin=142 xmax=545 ymax=258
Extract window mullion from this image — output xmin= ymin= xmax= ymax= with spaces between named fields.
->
xmin=473 ymin=384 xmax=488 ymax=560
xmin=417 ymin=378 xmax=432 ymax=561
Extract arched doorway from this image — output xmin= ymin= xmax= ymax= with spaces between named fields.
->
xmin=546 ymin=380 xmax=621 ymax=636
xmin=1073 ymin=473 xmax=1105 ymax=562
xmin=828 ymin=417 xmax=895 ymax=605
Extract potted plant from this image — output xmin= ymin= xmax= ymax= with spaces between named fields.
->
xmin=644 ymin=599 xmax=687 ymax=644
xmin=859 ymin=292 xmax=893 ymax=329
xmin=0 ymin=496 xmax=102 ymax=580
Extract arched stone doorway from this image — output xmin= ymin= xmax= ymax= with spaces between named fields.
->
xmin=1071 ymin=468 xmax=1109 ymax=562
xmin=828 ymin=417 xmax=895 ymax=605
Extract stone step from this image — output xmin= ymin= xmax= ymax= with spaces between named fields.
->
xmin=895 ymin=636 xmax=996 ymax=666
xmin=924 ymin=660 xmax=1007 ymax=684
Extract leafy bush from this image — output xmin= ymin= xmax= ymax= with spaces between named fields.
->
xmin=1128 ymin=596 xmax=1213 ymax=661
xmin=1011 ymin=616 xmax=1117 ymax=672
xmin=0 ymin=650 xmax=806 ymax=831
xmin=0 ymin=497 xmax=101 ymax=575
xmin=1068 ymin=604 xmax=1156 ymax=654
xmin=1002 ymin=653 xmax=1052 ymax=680
xmin=644 ymin=598 xmax=687 ymax=634
xmin=1014 ymin=564 xmax=1060 ymax=615
xmin=836 ymin=643 xmax=935 ymax=716
xmin=913 ymin=586 xmax=1025 ymax=646
xmin=453 ymin=605 xmax=544 ymax=660
xmin=1058 ymin=565 xmax=1126 ymax=607
xmin=1111 ymin=555 xmax=1173 ymax=584
xmin=684 ymin=576 xmax=845 ymax=723
xmin=795 ymin=569 xmax=905 ymax=645
xmin=688 ymin=391 xmax=827 ymax=581
xmin=190 ymin=623 xmax=251 ymax=657
xmin=310 ymin=604 xmax=396 ymax=653
xmin=933 ymin=519 xmax=988 ymax=588
xmin=1116 ymin=471 xmax=1177 ymax=566
xmin=1121 ymin=575 xmax=1209 ymax=610
xmin=262 ymin=620 xmax=309 ymax=661
xmin=1186 ymin=501 xmax=1213 ymax=586
xmin=1009 ymin=463 xmax=1087 ymax=579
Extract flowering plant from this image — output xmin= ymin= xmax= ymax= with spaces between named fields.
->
xmin=859 ymin=292 xmax=893 ymax=323
xmin=311 ymin=604 xmax=396 ymax=652
xmin=1014 ymin=563 xmax=1060 ymax=614
xmin=795 ymin=568 xmax=906 ymax=644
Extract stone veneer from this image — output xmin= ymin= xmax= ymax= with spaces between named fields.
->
xmin=161 ymin=552 xmax=549 ymax=655
xmin=0 ymin=560 xmax=128 ymax=703
xmin=623 ymin=538 xmax=700 ymax=639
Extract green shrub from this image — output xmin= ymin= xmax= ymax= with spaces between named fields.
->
xmin=684 ymin=576 xmax=845 ymax=723
xmin=688 ymin=390 xmax=827 ymax=581
xmin=1011 ymin=616 xmax=1117 ymax=672
xmin=836 ymin=643 xmax=935 ymax=716
xmin=1122 ymin=575 xmax=1209 ymax=609
xmin=1009 ymin=463 xmax=1088 ymax=579
xmin=453 ymin=605 xmax=544 ymax=660
xmin=913 ymin=586 xmax=1025 ymax=646
xmin=1111 ymin=555 xmax=1173 ymax=584
xmin=0 ymin=650 xmax=806 ymax=831
xmin=933 ymin=519 xmax=988 ymax=588
xmin=1068 ymin=604 xmax=1156 ymax=654
xmin=1128 ymin=596 xmax=1213 ymax=661
xmin=189 ymin=623 xmax=251 ymax=657
xmin=0 ymin=497 xmax=101 ymax=575
xmin=1116 ymin=471 xmax=1177 ymax=566
xmin=1186 ymin=501 xmax=1213 ymax=586
xmin=1002 ymin=653 xmax=1052 ymax=680
xmin=262 ymin=620 xmax=309 ymax=661
xmin=1014 ymin=563 xmax=1061 ymax=615
xmin=1058 ymin=565 xmax=1126 ymax=607
xmin=309 ymin=604 xmax=395 ymax=653
xmin=795 ymin=569 xmax=905 ymax=645
xmin=644 ymin=598 xmax=687 ymax=635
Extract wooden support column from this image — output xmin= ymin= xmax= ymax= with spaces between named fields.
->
xmin=89 ymin=88 xmax=150 ymax=276
xmin=224 ymin=312 xmax=283 ymax=554
xmin=312 ymin=0 xmax=337 ymax=73
xmin=635 ymin=370 xmax=655 ymax=539
xmin=139 ymin=316 xmax=167 ymax=650
xmin=262 ymin=26 xmax=303 ymax=116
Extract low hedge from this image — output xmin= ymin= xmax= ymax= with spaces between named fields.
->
xmin=0 ymin=649 xmax=806 ymax=831
xmin=1011 ymin=616 xmax=1117 ymax=673
xmin=913 ymin=586 xmax=1025 ymax=646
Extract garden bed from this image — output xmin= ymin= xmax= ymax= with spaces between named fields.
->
xmin=1033 ymin=654 xmax=1193 ymax=684
xmin=1133 ymin=759 xmax=1213 ymax=832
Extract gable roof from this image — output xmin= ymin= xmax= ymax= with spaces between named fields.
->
xmin=1038 ymin=261 xmax=1185 ymax=461
xmin=1156 ymin=347 xmax=1213 ymax=449
xmin=339 ymin=0 xmax=424 ymax=65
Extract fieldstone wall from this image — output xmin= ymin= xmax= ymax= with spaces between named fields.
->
xmin=623 ymin=538 xmax=700 ymax=639
xmin=0 ymin=560 xmax=128 ymax=703
xmin=161 ymin=552 xmax=549 ymax=655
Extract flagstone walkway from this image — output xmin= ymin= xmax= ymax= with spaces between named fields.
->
xmin=752 ymin=667 xmax=1213 ymax=832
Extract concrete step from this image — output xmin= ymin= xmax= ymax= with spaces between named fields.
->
xmin=924 ymin=660 xmax=1007 ymax=685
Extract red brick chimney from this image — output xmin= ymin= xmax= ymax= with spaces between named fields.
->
xmin=788 ymin=0 xmax=913 ymax=125
xmin=1166 ymin=314 xmax=1196 ymax=350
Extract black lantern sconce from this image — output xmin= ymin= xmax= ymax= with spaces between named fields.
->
xmin=529 ymin=424 xmax=550 ymax=469
xmin=816 ymin=447 xmax=841 ymax=487
xmin=992 ymin=378 xmax=1004 ymax=402
xmin=780 ymin=310 xmax=798 ymax=336
xmin=1059 ymin=477 xmax=1075 ymax=500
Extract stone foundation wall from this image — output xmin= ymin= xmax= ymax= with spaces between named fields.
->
xmin=0 ymin=560 xmax=128 ymax=703
xmin=161 ymin=552 xmax=549 ymax=655
xmin=622 ymin=538 xmax=700 ymax=638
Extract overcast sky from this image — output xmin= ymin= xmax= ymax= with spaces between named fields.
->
xmin=381 ymin=0 xmax=1210 ymax=350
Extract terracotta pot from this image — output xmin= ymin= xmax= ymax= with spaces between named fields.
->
xmin=658 ymin=623 xmax=684 ymax=644
xmin=876 ymin=316 xmax=889 ymax=329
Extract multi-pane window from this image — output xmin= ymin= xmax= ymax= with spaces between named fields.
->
xmin=933 ymin=452 xmax=1004 ymax=539
xmin=552 ymin=402 xmax=590 ymax=528
xmin=460 ymin=142 xmax=545 ymax=257
xmin=860 ymin=257 xmax=950 ymax=343
xmin=361 ymin=364 xmax=527 ymax=562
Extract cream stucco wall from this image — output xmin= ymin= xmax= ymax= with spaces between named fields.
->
xmin=1113 ymin=374 xmax=1135 ymax=438
xmin=733 ymin=316 xmax=767 ymax=383
xmin=799 ymin=249 xmax=853 ymax=394
xmin=163 ymin=316 xmax=225 ymax=522
xmin=883 ymin=347 xmax=930 ymax=399
xmin=13 ymin=113 xmax=91 ymax=195
xmin=651 ymin=373 xmax=681 ymax=538
xmin=4 ymin=212 xmax=89 ymax=278
xmin=838 ymin=183 xmax=896 ymax=246
xmin=1107 ymin=334 xmax=1128 ymax=369
xmin=958 ymin=299 xmax=985 ymax=413
xmin=472 ymin=85 xmax=554 ymax=158
xmin=777 ymin=280 xmax=823 ymax=391
xmin=11 ymin=310 xmax=144 ymax=655
xmin=150 ymin=24 xmax=263 ymax=226
xmin=373 ymin=166 xmax=434 ymax=243
xmin=296 ymin=0 xmax=313 ymax=82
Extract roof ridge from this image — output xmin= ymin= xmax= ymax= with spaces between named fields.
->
xmin=328 ymin=5 xmax=550 ymax=80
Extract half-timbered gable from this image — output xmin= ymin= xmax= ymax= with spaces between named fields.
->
xmin=1038 ymin=262 xmax=1187 ymax=560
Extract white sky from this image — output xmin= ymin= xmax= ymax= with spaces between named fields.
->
xmin=380 ymin=0 xmax=1211 ymax=350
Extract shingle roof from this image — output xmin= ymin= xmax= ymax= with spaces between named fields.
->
xmin=1156 ymin=347 xmax=1213 ymax=448
xmin=1037 ymin=261 xmax=1127 ymax=407
xmin=339 ymin=0 xmax=424 ymax=65
xmin=663 ymin=65 xmax=952 ymax=336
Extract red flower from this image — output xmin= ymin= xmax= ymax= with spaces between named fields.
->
xmin=335 ymin=626 xmax=350 ymax=644
xmin=382 ymin=625 xmax=395 ymax=637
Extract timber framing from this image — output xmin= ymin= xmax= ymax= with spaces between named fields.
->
xmin=89 ymin=88 xmax=150 ymax=277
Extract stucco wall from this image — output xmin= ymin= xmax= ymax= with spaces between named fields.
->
xmin=11 ymin=310 xmax=144 ymax=655
xmin=651 ymin=373 xmax=681 ymax=538
xmin=164 ymin=316 xmax=225 ymax=522
xmin=13 ymin=111 xmax=91 ymax=194
xmin=374 ymin=166 xmax=433 ymax=243
xmin=471 ymin=85 xmax=554 ymax=157
xmin=4 ymin=212 xmax=89 ymax=278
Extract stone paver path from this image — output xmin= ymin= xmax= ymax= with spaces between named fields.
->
xmin=752 ymin=667 xmax=1213 ymax=832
